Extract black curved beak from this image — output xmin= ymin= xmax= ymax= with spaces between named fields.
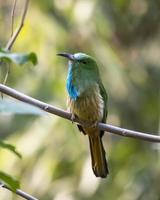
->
xmin=57 ymin=52 xmax=74 ymax=61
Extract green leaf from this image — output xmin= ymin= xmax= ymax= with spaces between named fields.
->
xmin=0 ymin=171 xmax=20 ymax=191
xmin=0 ymin=140 xmax=22 ymax=159
xmin=0 ymin=49 xmax=38 ymax=65
xmin=0 ymin=99 xmax=45 ymax=115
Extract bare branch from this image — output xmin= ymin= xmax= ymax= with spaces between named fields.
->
xmin=2 ymin=64 xmax=10 ymax=86
xmin=2 ymin=0 xmax=29 ymax=89
xmin=0 ymin=63 xmax=10 ymax=99
xmin=0 ymin=83 xmax=159 ymax=142
xmin=6 ymin=0 xmax=29 ymax=50
xmin=0 ymin=182 xmax=39 ymax=200
xmin=11 ymin=0 xmax=17 ymax=37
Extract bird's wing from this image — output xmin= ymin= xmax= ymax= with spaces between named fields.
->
xmin=98 ymin=81 xmax=108 ymax=138
xmin=99 ymin=81 xmax=108 ymax=123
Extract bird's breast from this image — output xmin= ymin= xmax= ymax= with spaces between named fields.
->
xmin=67 ymin=84 xmax=104 ymax=122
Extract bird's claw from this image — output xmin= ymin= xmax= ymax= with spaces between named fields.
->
xmin=82 ymin=121 xmax=98 ymax=128
xmin=71 ymin=113 xmax=76 ymax=123
xmin=90 ymin=121 xmax=98 ymax=128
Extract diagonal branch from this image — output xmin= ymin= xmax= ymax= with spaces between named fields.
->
xmin=0 ymin=83 xmax=160 ymax=143
xmin=2 ymin=0 xmax=29 ymax=89
xmin=0 ymin=182 xmax=38 ymax=200
xmin=6 ymin=0 xmax=29 ymax=51
xmin=10 ymin=0 xmax=17 ymax=37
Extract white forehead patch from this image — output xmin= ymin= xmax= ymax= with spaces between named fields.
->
xmin=73 ymin=53 xmax=88 ymax=60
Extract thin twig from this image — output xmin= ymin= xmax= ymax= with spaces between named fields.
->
xmin=1 ymin=63 xmax=10 ymax=98
xmin=2 ymin=0 xmax=29 ymax=94
xmin=2 ymin=64 xmax=10 ymax=86
xmin=0 ymin=83 xmax=159 ymax=143
xmin=11 ymin=0 xmax=17 ymax=37
xmin=0 ymin=182 xmax=38 ymax=200
xmin=6 ymin=0 xmax=29 ymax=51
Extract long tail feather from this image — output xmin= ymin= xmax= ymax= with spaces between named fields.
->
xmin=89 ymin=135 xmax=109 ymax=178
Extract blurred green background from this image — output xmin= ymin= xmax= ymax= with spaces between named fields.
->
xmin=0 ymin=0 xmax=160 ymax=199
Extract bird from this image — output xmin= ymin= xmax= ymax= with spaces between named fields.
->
xmin=57 ymin=52 xmax=109 ymax=178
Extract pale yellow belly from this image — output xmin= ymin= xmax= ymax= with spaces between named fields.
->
xmin=67 ymin=87 xmax=104 ymax=123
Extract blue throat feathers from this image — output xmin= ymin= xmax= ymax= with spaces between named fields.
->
xmin=66 ymin=63 xmax=79 ymax=101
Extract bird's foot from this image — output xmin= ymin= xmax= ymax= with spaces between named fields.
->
xmin=71 ymin=113 xmax=76 ymax=123
xmin=90 ymin=121 xmax=98 ymax=128
xmin=80 ymin=121 xmax=98 ymax=128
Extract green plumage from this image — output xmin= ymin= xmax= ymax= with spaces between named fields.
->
xmin=58 ymin=52 xmax=109 ymax=178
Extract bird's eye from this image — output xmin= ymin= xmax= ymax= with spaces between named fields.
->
xmin=81 ymin=61 xmax=87 ymax=64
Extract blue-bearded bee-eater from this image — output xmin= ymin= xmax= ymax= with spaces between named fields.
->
xmin=57 ymin=52 xmax=109 ymax=178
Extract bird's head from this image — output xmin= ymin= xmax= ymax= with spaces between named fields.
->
xmin=57 ymin=52 xmax=99 ymax=73
xmin=57 ymin=52 xmax=102 ymax=99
